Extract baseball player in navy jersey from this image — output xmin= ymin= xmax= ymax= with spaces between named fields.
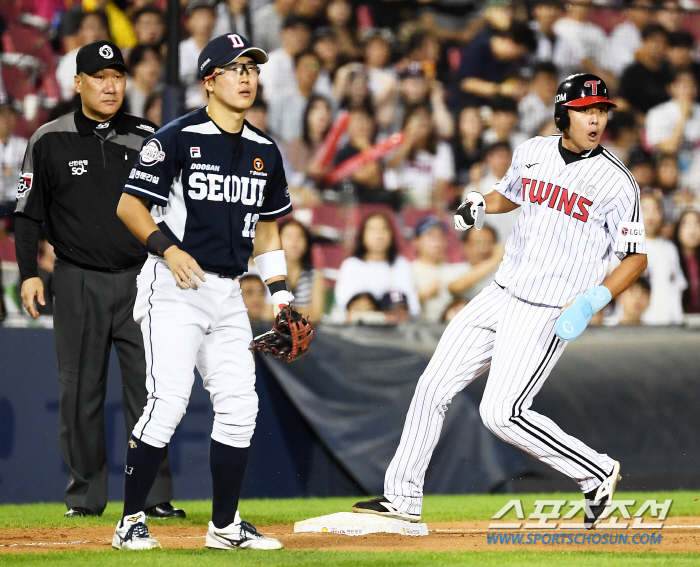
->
xmin=354 ymin=74 xmax=648 ymax=529
xmin=111 ymin=34 xmax=294 ymax=550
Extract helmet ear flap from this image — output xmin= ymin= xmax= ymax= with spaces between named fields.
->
xmin=555 ymin=106 xmax=570 ymax=132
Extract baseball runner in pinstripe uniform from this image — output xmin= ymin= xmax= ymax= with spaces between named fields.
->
xmin=354 ymin=74 xmax=648 ymax=529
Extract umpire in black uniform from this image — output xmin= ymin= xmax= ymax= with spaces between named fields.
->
xmin=14 ymin=40 xmax=183 ymax=519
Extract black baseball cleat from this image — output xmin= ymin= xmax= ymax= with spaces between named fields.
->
xmin=144 ymin=502 xmax=186 ymax=519
xmin=584 ymin=460 xmax=622 ymax=529
xmin=352 ymin=496 xmax=421 ymax=523
xmin=65 ymin=507 xmax=98 ymax=517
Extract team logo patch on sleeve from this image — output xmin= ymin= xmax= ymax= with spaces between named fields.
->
xmin=619 ymin=221 xmax=645 ymax=242
xmin=140 ymin=139 xmax=166 ymax=166
xmin=253 ymin=158 xmax=264 ymax=171
xmin=17 ymin=172 xmax=33 ymax=196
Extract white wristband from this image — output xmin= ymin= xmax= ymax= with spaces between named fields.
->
xmin=254 ymin=249 xmax=287 ymax=283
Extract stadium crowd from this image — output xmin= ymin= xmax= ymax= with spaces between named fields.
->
xmin=0 ymin=0 xmax=700 ymax=327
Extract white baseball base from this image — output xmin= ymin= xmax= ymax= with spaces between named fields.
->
xmin=293 ymin=512 xmax=428 ymax=536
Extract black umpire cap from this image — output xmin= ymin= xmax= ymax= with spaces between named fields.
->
xmin=76 ymin=40 xmax=129 ymax=75
xmin=197 ymin=34 xmax=268 ymax=80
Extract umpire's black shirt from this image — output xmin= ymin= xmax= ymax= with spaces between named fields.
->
xmin=14 ymin=107 xmax=157 ymax=279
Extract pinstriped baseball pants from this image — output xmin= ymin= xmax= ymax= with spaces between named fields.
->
xmin=384 ymin=282 xmax=615 ymax=516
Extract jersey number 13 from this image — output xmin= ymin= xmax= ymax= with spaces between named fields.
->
xmin=242 ymin=213 xmax=259 ymax=238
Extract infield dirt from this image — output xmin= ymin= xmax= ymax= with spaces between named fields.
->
xmin=2 ymin=518 xmax=699 ymax=554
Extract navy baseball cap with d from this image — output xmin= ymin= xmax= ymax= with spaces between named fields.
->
xmin=197 ymin=33 xmax=268 ymax=80
xmin=76 ymin=40 xmax=129 ymax=75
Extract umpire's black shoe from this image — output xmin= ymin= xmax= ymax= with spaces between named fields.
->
xmin=584 ymin=460 xmax=622 ymax=529
xmin=144 ymin=502 xmax=186 ymax=519
xmin=352 ymin=496 xmax=421 ymax=523
xmin=65 ymin=507 xmax=98 ymax=517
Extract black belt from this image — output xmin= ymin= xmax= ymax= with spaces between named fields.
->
xmin=56 ymin=255 xmax=144 ymax=273
xmin=200 ymin=266 xmax=242 ymax=279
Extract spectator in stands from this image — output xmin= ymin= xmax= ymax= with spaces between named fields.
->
xmin=326 ymin=0 xmax=361 ymax=61
xmin=618 ymin=24 xmax=671 ymax=114
xmin=334 ymin=63 xmax=373 ymax=111
xmin=645 ymin=70 xmax=700 ymax=179
xmin=656 ymin=153 xmax=679 ymax=195
xmin=180 ymin=0 xmax=217 ymax=111
xmin=396 ymin=61 xmax=454 ymax=139
xmin=268 ymin=50 xmax=321 ymax=143
xmin=60 ymin=6 xmax=88 ymax=54
xmin=453 ymin=105 xmax=485 ymax=187
xmin=0 ymin=100 xmax=28 ymax=220
xmin=144 ymin=92 xmax=162 ymax=127
xmin=380 ymin=291 xmax=411 ymax=324
xmin=286 ymin=95 xmax=332 ymax=186
xmin=449 ymin=224 xmax=504 ymax=301
xmin=384 ymin=104 xmax=455 ymax=209
xmin=628 ymin=152 xmax=655 ymax=189
xmin=483 ymin=96 xmax=527 ymax=149
xmin=56 ymin=11 xmax=110 ymax=102
xmin=458 ymin=22 xmax=535 ymax=107
xmin=213 ymin=0 xmax=252 ymax=40
xmin=296 ymin=0 xmax=329 ymax=28
xmin=530 ymin=0 xmax=563 ymax=65
xmin=616 ymin=277 xmax=652 ymax=325
xmin=240 ymin=274 xmax=270 ymax=322
xmin=132 ymin=7 xmax=166 ymax=50
xmin=313 ymin=28 xmax=340 ymax=102
xmin=552 ymin=0 xmax=612 ymax=86
xmin=411 ymin=216 xmax=467 ymax=323
xmin=640 ymin=193 xmax=686 ymax=324
xmin=666 ymin=31 xmax=700 ymax=101
xmin=605 ymin=111 xmax=641 ymax=165
xmin=83 ymin=0 xmax=137 ymax=50
xmin=279 ymin=219 xmax=325 ymax=322
xmin=332 ymin=106 xmax=393 ymax=206
xmin=362 ymin=29 xmax=397 ymax=107
xmin=252 ymin=0 xmax=296 ymax=54
xmin=656 ymin=0 xmax=683 ymax=33
xmin=518 ymin=62 xmax=558 ymax=138
xmin=674 ymin=209 xmax=700 ymax=314
xmin=259 ymin=15 xmax=312 ymax=101
xmin=125 ymin=45 xmax=162 ymax=119
xmin=605 ymin=0 xmax=654 ymax=78
xmin=346 ymin=292 xmax=383 ymax=324
xmin=462 ymin=142 xmax=520 ymax=241
xmin=441 ymin=298 xmax=469 ymax=324
xmin=334 ymin=212 xmax=420 ymax=318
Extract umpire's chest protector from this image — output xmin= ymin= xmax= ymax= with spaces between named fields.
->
xmin=124 ymin=108 xmax=292 ymax=275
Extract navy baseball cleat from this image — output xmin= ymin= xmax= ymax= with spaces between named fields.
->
xmin=352 ymin=496 xmax=421 ymax=522
xmin=584 ymin=460 xmax=622 ymax=529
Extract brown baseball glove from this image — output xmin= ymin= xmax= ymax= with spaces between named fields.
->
xmin=249 ymin=305 xmax=314 ymax=362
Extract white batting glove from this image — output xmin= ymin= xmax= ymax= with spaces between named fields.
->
xmin=271 ymin=289 xmax=295 ymax=317
xmin=454 ymin=191 xmax=486 ymax=231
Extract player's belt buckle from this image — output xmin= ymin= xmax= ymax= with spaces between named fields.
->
xmin=212 ymin=271 xmax=240 ymax=279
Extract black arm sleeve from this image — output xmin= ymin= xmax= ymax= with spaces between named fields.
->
xmin=14 ymin=213 xmax=42 ymax=281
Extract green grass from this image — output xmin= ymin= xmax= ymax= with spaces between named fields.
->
xmin=0 ymin=550 xmax=700 ymax=567
xmin=3 ymin=494 xmax=698 ymax=565
xmin=0 ymin=551 xmax=699 ymax=567
xmin=1 ymin=491 xmax=698 ymax=529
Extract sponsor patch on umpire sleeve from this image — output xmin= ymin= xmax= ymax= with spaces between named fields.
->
xmin=618 ymin=221 xmax=645 ymax=243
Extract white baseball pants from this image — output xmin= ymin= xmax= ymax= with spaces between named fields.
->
xmin=132 ymin=256 xmax=258 ymax=449
xmin=385 ymin=283 xmax=615 ymax=515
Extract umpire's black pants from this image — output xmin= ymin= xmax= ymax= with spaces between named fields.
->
xmin=53 ymin=258 xmax=174 ymax=514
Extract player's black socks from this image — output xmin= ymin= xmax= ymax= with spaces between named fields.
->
xmin=210 ymin=438 xmax=249 ymax=529
xmin=122 ymin=435 xmax=166 ymax=519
